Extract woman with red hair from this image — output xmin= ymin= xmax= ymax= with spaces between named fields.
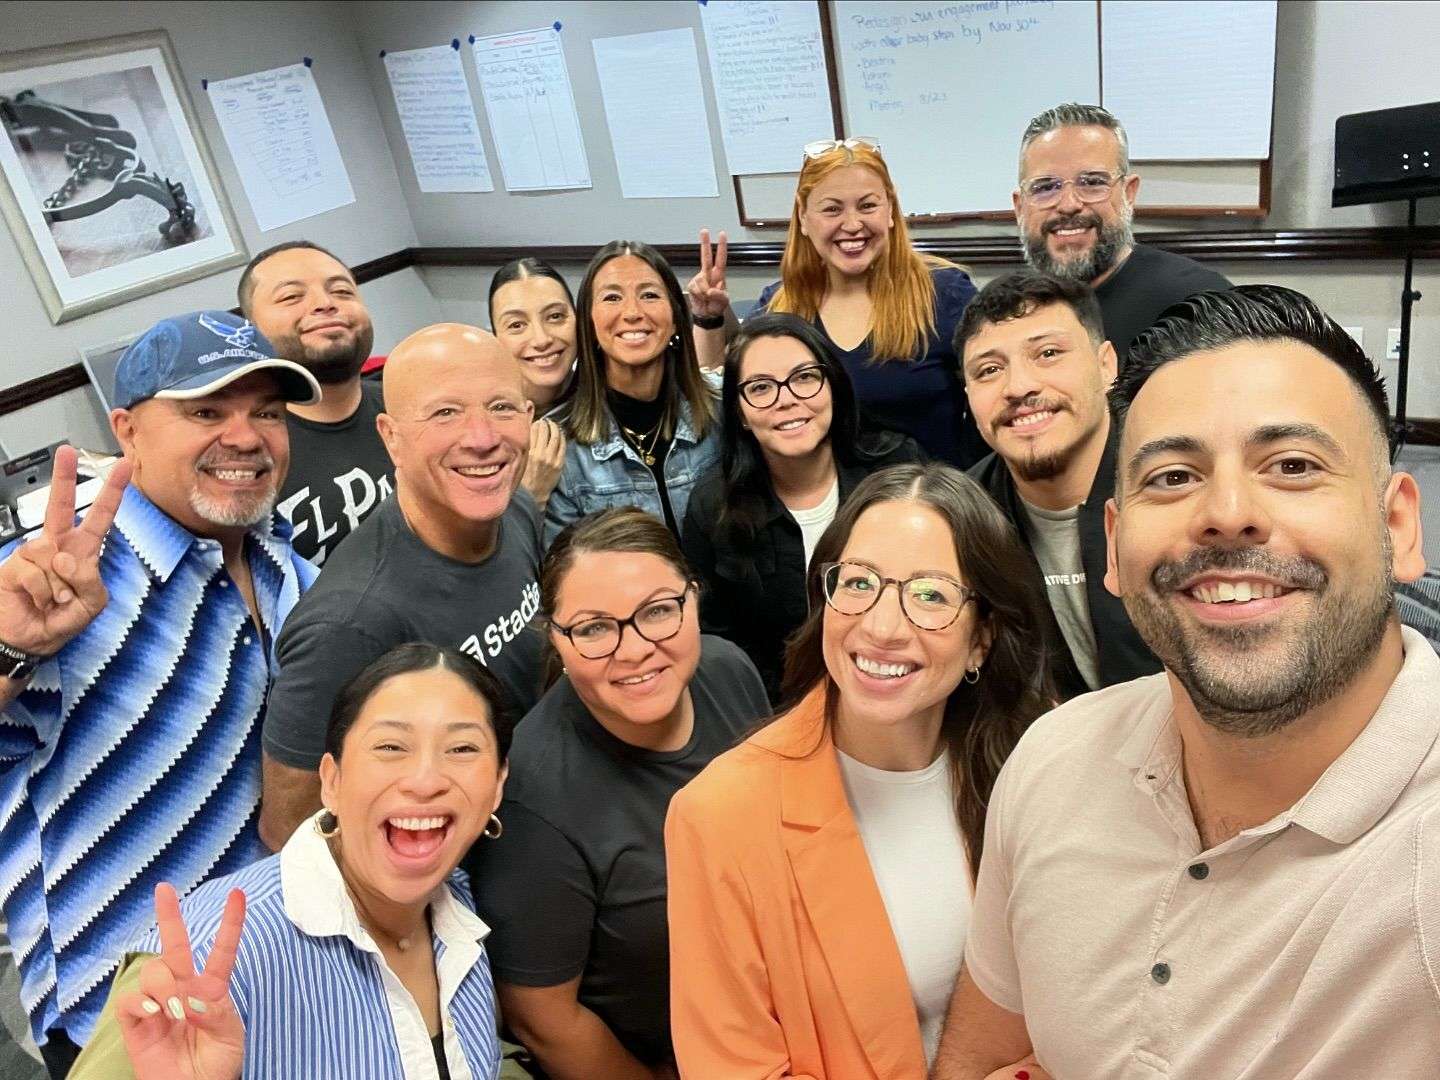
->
xmin=690 ymin=140 xmax=982 ymax=467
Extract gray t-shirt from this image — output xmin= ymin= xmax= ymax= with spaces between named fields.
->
xmin=263 ymin=492 xmax=545 ymax=769
xmin=1020 ymin=498 xmax=1101 ymax=692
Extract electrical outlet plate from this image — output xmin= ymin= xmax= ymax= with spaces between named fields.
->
xmin=1387 ymin=328 xmax=1402 ymax=361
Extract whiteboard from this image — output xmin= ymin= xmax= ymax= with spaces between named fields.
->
xmin=831 ymin=0 xmax=1100 ymax=216
xmin=1101 ymin=1 xmax=1278 ymax=160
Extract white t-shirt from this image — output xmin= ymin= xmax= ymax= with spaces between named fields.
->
xmin=786 ymin=480 xmax=840 ymax=569
xmin=837 ymin=749 xmax=970 ymax=1066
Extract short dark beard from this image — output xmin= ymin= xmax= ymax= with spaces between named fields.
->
xmin=1121 ymin=539 xmax=1394 ymax=737
xmin=268 ymin=322 xmax=374 ymax=386
xmin=1022 ymin=211 xmax=1133 ymax=284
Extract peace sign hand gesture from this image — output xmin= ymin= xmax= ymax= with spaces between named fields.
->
xmin=686 ymin=228 xmax=730 ymax=320
xmin=117 ymin=883 xmax=248 ymax=1080
xmin=0 ymin=445 xmax=131 ymax=659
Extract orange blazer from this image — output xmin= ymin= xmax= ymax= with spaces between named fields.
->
xmin=665 ymin=687 xmax=928 ymax=1080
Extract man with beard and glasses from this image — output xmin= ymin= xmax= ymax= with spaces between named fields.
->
xmin=1014 ymin=103 xmax=1230 ymax=367
xmin=0 ymin=311 xmax=321 ymax=1076
xmin=934 ymin=285 xmax=1438 ymax=1080
xmin=239 ymin=240 xmax=394 ymax=566
xmin=957 ymin=270 xmax=1158 ymax=695
xmin=259 ymin=324 xmax=546 ymax=852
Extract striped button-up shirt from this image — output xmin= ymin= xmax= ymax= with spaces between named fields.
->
xmin=0 ymin=485 xmax=315 ymax=1044
xmin=129 ymin=813 xmax=501 ymax=1080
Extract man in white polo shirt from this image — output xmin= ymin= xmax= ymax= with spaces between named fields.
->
xmin=933 ymin=285 xmax=1437 ymax=1079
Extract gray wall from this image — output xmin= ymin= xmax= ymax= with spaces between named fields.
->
xmin=0 ymin=0 xmax=441 ymax=455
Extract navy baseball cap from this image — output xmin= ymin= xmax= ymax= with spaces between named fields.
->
xmin=113 ymin=310 xmax=321 ymax=410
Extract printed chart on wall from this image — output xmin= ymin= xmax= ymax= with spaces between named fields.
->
xmin=206 ymin=62 xmax=355 ymax=231
xmin=831 ymin=1 xmax=1098 ymax=215
xmin=471 ymin=26 xmax=590 ymax=192
xmin=383 ymin=43 xmax=494 ymax=192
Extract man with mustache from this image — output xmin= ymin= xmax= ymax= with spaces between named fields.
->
xmin=958 ymin=270 xmax=1158 ymax=695
xmin=0 ymin=311 xmax=321 ymax=1075
xmin=1015 ymin=103 xmax=1230 ymax=366
xmin=259 ymin=323 xmax=545 ymax=851
xmin=239 ymin=241 xmax=394 ymax=566
xmin=935 ymin=285 xmax=1437 ymax=1079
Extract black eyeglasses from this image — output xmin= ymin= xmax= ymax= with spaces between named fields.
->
xmin=550 ymin=590 xmax=691 ymax=659
xmin=1019 ymin=171 xmax=1127 ymax=209
xmin=738 ymin=365 xmax=827 ymax=409
xmin=820 ymin=561 xmax=975 ymax=631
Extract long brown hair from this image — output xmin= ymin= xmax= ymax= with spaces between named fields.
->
xmin=767 ymin=144 xmax=955 ymax=362
xmin=779 ymin=463 xmax=1055 ymax=867
xmin=565 ymin=240 xmax=717 ymax=446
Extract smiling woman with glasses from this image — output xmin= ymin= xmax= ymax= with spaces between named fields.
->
xmin=667 ymin=462 xmax=1056 ymax=1077
xmin=682 ymin=313 xmax=922 ymax=702
xmin=466 ymin=507 xmax=768 ymax=1080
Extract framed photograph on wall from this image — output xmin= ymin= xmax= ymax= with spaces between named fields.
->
xmin=0 ymin=30 xmax=246 ymax=324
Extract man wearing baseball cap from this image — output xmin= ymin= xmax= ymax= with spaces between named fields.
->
xmin=0 ymin=310 xmax=320 ymax=1075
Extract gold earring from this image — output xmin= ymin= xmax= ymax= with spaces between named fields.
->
xmin=964 ymin=666 xmax=981 ymax=684
xmin=314 ymin=808 xmax=340 ymax=838
xmin=483 ymin=814 xmax=504 ymax=840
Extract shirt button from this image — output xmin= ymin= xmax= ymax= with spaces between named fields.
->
xmin=218 ymin=579 xmax=229 ymax=588
xmin=1151 ymin=962 xmax=1171 ymax=985
xmin=242 ymin=635 xmax=252 ymax=646
xmin=1188 ymin=862 xmax=1210 ymax=880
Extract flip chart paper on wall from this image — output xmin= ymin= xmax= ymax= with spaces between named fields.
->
xmin=383 ymin=44 xmax=494 ymax=192
xmin=471 ymin=26 xmax=591 ymax=191
xmin=698 ymin=0 xmax=834 ymax=175
xmin=206 ymin=63 xmax=355 ymax=231
xmin=831 ymin=1 xmax=1099 ymax=215
xmin=1101 ymin=0 xmax=1277 ymax=160
xmin=591 ymin=28 xmax=720 ymax=199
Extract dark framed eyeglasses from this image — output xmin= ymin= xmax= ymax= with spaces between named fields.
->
xmin=820 ymin=561 xmax=975 ymax=632
xmin=803 ymin=136 xmax=881 ymax=160
xmin=1020 ymin=171 xmax=1127 ymax=209
xmin=550 ymin=590 xmax=691 ymax=659
xmin=738 ymin=364 xmax=828 ymax=409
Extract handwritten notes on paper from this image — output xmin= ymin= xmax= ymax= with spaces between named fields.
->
xmin=592 ymin=28 xmax=719 ymax=199
xmin=206 ymin=63 xmax=355 ymax=231
xmin=471 ymin=27 xmax=590 ymax=192
xmin=383 ymin=45 xmax=494 ymax=192
xmin=699 ymin=0 xmax=834 ymax=175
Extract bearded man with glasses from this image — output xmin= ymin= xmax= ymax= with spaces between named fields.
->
xmin=1014 ymin=103 xmax=1231 ymax=367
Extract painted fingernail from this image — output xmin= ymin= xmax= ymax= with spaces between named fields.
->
xmin=1016 ymin=1073 xmax=1030 ymax=1080
xmin=187 ymin=996 xmax=208 ymax=1014
xmin=141 ymin=998 xmax=160 ymax=1015
xmin=167 ymin=996 xmax=185 ymax=1020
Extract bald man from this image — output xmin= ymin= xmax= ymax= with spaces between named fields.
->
xmin=259 ymin=324 xmax=544 ymax=849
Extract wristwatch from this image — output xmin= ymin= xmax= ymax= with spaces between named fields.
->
xmin=691 ymin=311 xmax=725 ymax=330
xmin=0 ymin=640 xmax=46 ymax=681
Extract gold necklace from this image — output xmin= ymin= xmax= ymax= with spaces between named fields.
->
xmin=620 ymin=420 xmax=662 ymax=467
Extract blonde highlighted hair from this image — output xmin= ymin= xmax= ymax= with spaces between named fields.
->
xmin=767 ymin=144 xmax=955 ymax=362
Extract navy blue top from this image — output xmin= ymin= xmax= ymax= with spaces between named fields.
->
xmin=757 ymin=266 xmax=983 ymax=468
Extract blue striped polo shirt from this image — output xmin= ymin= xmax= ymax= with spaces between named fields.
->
xmin=0 ymin=485 xmax=316 ymax=1045
xmin=130 ymin=814 xmax=501 ymax=1079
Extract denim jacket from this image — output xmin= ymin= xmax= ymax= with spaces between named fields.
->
xmin=544 ymin=372 xmax=722 ymax=546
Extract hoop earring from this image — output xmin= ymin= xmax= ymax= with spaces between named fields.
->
xmin=963 ymin=666 xmax=981 ymax=684
xmin=483 ymin=814 xmax=504 ymax=840
xmin=314 ymin=809 xmax=340 ymax=838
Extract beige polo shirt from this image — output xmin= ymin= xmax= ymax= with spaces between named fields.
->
xmin=967 ymin=626 xmax=1440 ymax=1078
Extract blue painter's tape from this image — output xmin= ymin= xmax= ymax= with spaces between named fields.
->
xmin=201 ymin=78 xmax=208 ymax=90
xmin=468 ymin=34 xmax=476 ymax=44
xmin=303 ymin=56 xmax=313 ymax=68
xmin=553 ymin=20 xmax=562 ymax=31
xmin=379 ymin=49 xmax=387 ymax=58
xmin=452 ymin=38 xmax=460 ymax=49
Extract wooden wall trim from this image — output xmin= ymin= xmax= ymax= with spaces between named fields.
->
xmin=7 ymin=225 xmax=1440 ymax=419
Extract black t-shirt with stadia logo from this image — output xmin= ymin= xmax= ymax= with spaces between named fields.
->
xmin=262 ymin=490 xmax=546 ymax=771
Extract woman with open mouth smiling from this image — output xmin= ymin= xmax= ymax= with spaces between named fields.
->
xmin=544 ymin=241 xmax=722 ymax=545
xmin=667 ymin=463 xmax=1055 ymax=1078
xmin=681 ymin=312 xmax=923 ymax=703
xmin=72 ymin=643 xmax=515 ymax=1080
xmin=489 ymin=257 xmax=578 ymax=509
xmin=468 ymin=508 xmax=769 ymax=1080
xmin=688 ymin=139 xmax=983 ymax=469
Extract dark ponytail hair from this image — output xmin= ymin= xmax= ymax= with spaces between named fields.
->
xmin=779 ymin=462 xmax=1055 ymax=867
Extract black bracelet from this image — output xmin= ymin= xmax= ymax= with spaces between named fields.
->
xmin=691 ymin=312 xmax=725 ymax=330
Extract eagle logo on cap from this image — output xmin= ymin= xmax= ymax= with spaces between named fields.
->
xmin=198 ymin=312 xmax=257 ymax=349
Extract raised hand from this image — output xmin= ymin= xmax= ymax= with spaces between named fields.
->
xmin=0 ymin=445 xmax=131 ymax=659
xmin=522 ymin=417 xmax=567 ymax=507
xmin=686 ymin=228 xmax=730 ymax=320
xmin=117 ymin=883 xmax=247 ymax=1080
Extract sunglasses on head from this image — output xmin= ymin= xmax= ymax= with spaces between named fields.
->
xmin=802 ymin=136 xmax=882 ymax=160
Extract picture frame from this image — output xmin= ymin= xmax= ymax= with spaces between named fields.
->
xmin=0 ymin=30 xmax=246 ymax=324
